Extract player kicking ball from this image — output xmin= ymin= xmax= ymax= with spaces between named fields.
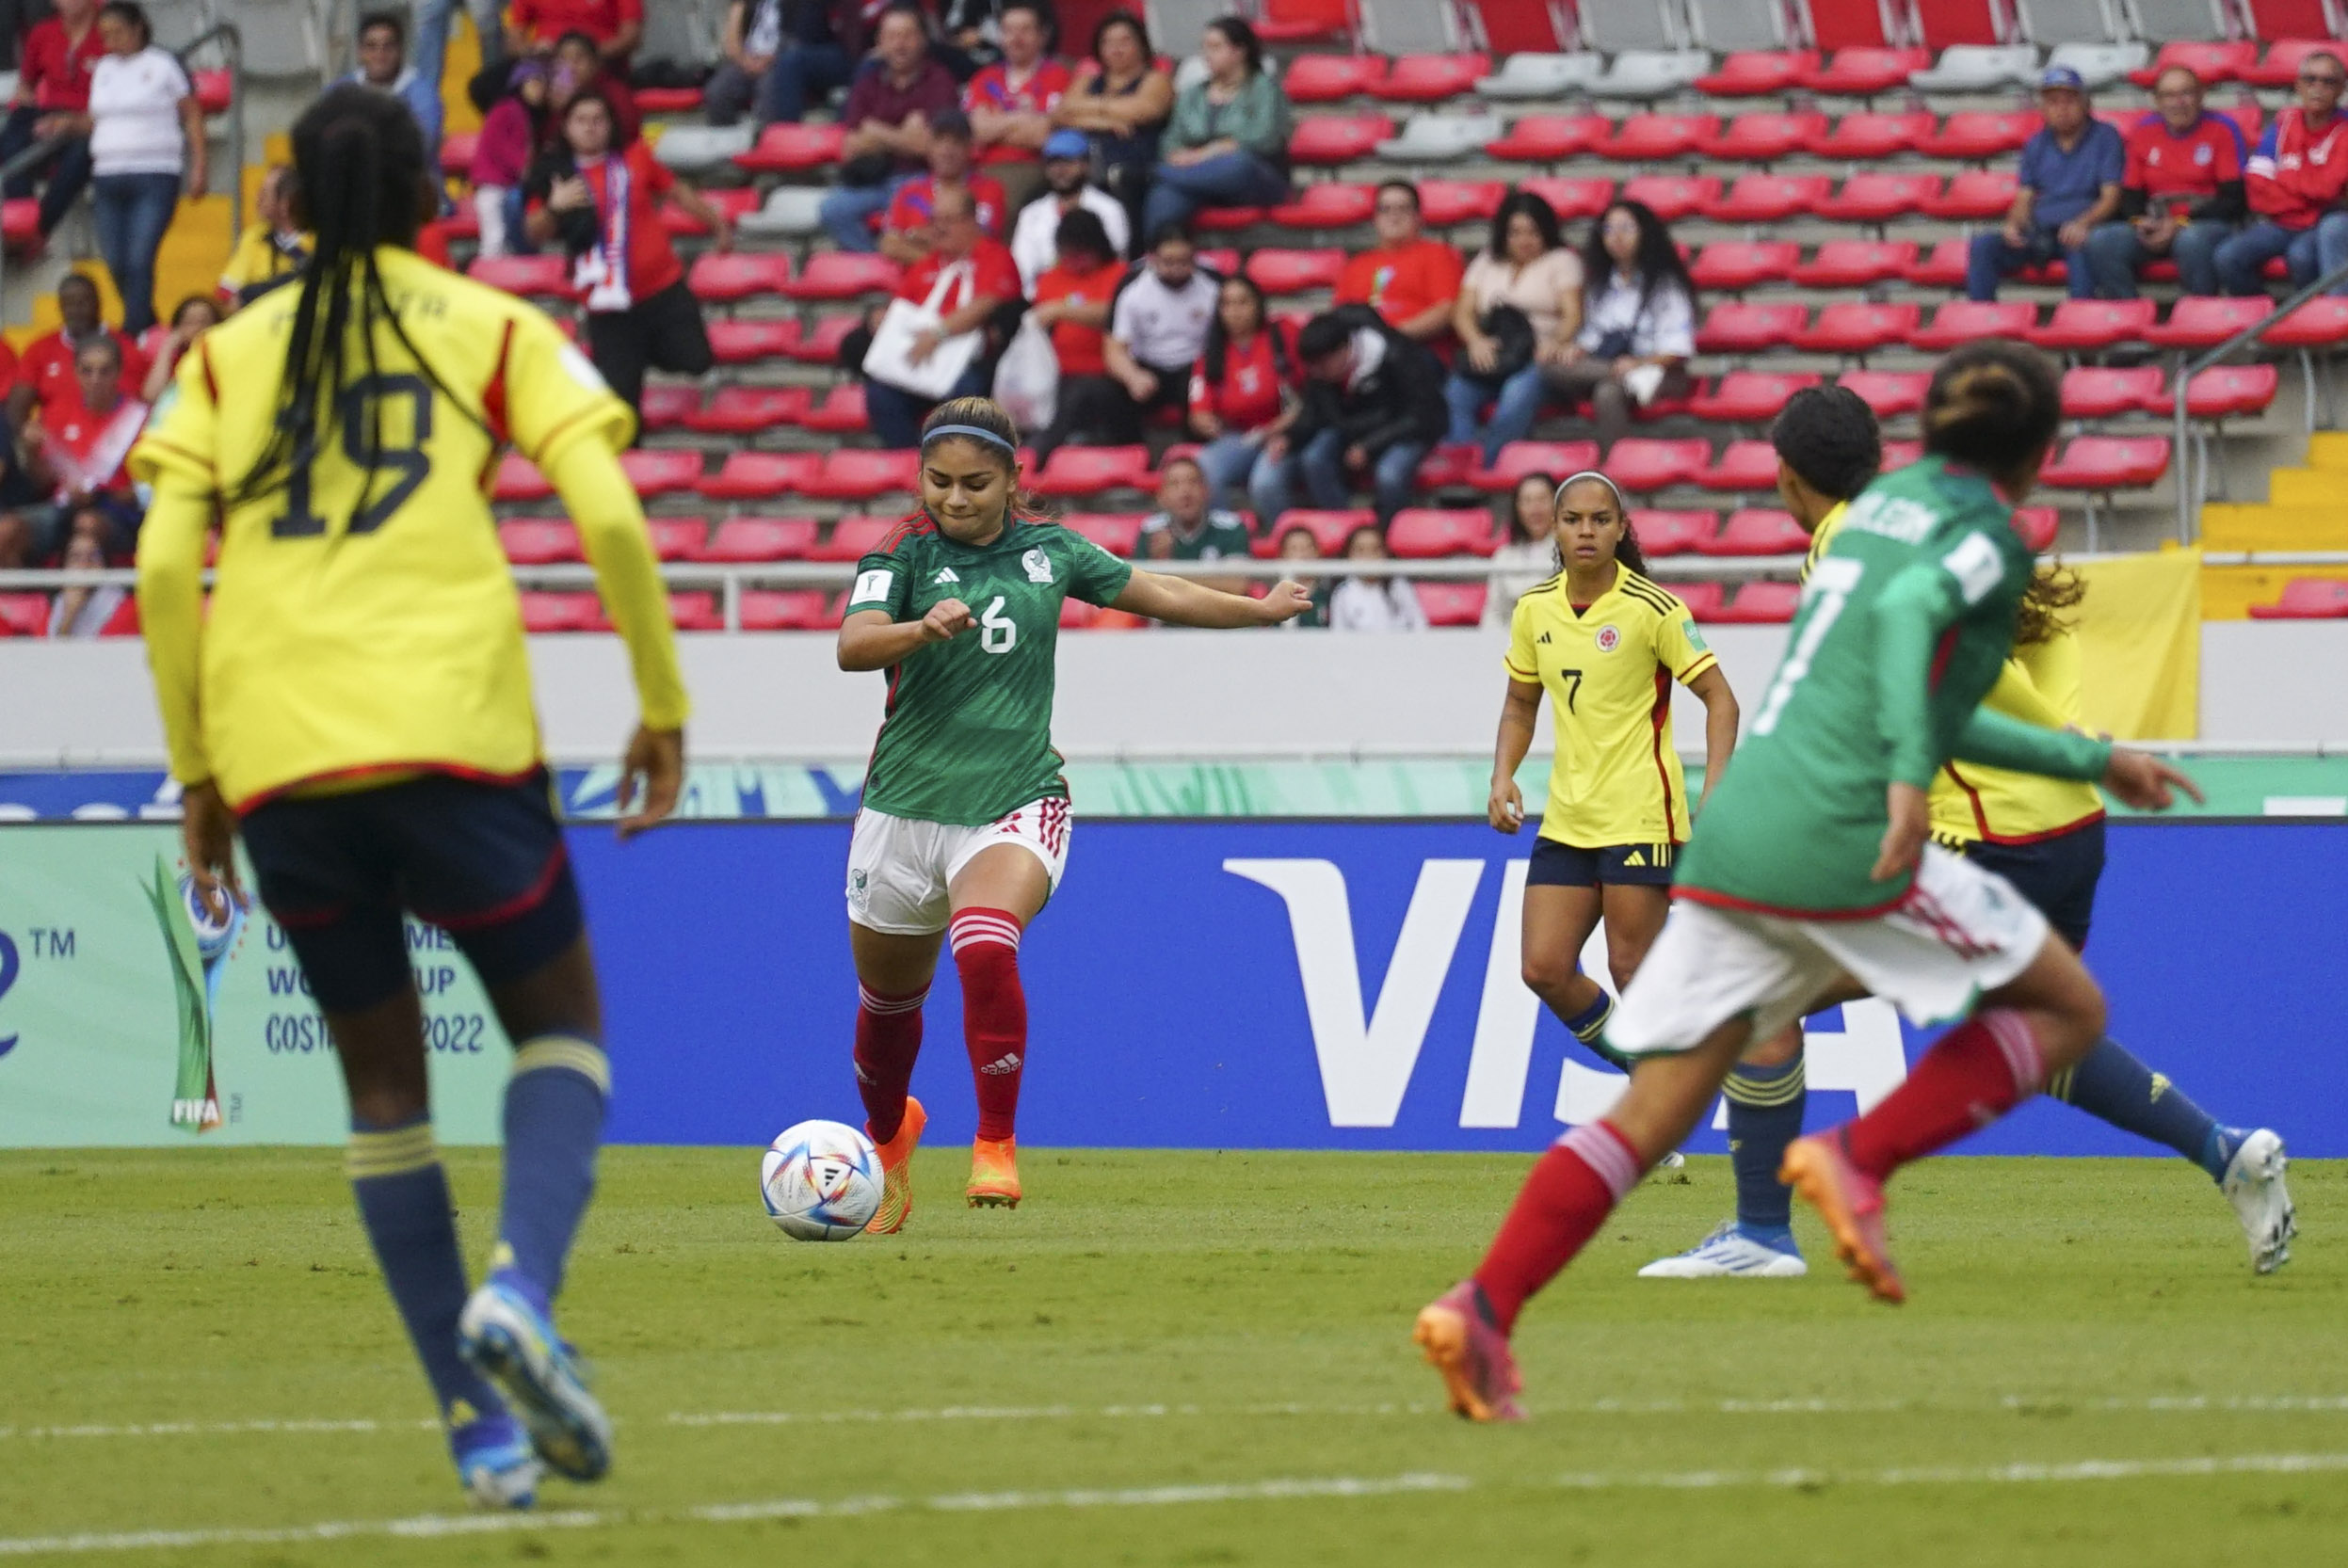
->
xmin=1641 ymin=387 xmax=2292 ymax=1282
xmin=1417 ymin=342 xmax=2201 ymax=1422
xmin=837 ymin=397 xmax=1311 ymax=1231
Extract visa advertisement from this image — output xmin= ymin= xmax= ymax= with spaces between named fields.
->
xmin=1 ymin=821 xmax=2341 ymax=1157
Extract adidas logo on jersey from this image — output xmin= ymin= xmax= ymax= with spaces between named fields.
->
xmin=1537 ymin=632 xmax=1552 ymax=644
xmin=933 ymin=568 xmax=960 ymax=584
xmin=980 ymin=1052 xmax=1022 ymax=1076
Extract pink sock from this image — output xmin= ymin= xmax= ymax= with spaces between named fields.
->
xmin=1472 ymin=1121 xmax=1641 ymax=1335
xmin=1841 ymin=1009 xmax=2045 ymax=1179
xmin=950 ymin=907 xmax=1027 ymax=1143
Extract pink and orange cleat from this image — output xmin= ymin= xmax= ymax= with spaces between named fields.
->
xmin=1412 ymin=1282 xmax=1523 ymax=1422
xmin=1781 ymin=1132 xmax=1906 ymax=1304
xmin=966 ymin=1136 xmax=1021 ymax=1208
xmin=863 ymin=1096 xmax=926 ymax=1236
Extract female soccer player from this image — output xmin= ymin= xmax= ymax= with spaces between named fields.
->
xmin=839 ymin=396 xmax=1311 ymax=1231
xmin=1487 ymin=473 xmax=1738 ymax=1072
xmin=1643 ymin=386 xmax=2291 ymax=1281
xmin=1415 ymin=342 xmax=2202 ymax=1421
xmin=132 ymin=85 xmax=686 ymax=1506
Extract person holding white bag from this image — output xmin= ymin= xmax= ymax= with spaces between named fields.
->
xmin=864 ymin=184 xmax=1025 ymax=448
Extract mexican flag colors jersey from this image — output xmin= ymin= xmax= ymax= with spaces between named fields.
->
xmin=850 ymin=516 xmax=1135 ymax=826
xmin=1674 ymin=457 xmax=2113 ymax=916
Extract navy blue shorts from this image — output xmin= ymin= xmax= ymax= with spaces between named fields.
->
xmin=239 ymin=769 xmax=584 ymax=1013
xmin=1954 ymin=817 xmax=2104 ymax=952
xmin=1527 ymin=838 xmax=1677 ymax=888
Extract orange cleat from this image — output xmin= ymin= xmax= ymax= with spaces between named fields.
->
xmin=1413 ymin=1282 xmax=1523 ymax=1422
xmin=863 ymin=1096 xmax=926 ymax=1236
xmin=966 ymin=1135 xmax=1021 ymax=1208
xmin=1781 ymin=1132 xmax=1906 ymax=1304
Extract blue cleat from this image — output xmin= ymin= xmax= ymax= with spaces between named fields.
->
xmin=450 ymin=1410 xmax=541 ymax=1510
xmin=458 ymin=1276 xmax=613 ymax=1482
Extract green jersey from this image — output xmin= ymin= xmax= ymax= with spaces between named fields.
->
xmin=1138 ymin=508 xmax=1254 ymax=564
xmin=1675 ymin=457 xmax=2113 ymax=915
xmin=851 ymin=515 xmax=1134 ymax=826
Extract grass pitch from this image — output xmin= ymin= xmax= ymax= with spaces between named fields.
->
xmin=3 ymin=1147 xmax=2346 ymax=1567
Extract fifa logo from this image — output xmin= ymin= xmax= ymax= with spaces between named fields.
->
xmin=144 ymin=856 xmax=247 ymax=1133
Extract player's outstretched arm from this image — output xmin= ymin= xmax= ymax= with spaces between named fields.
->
xmin=2101 ymin=748 xmax=2204 ymax=812
xmin=1110 ymin=570 xmax=1312 ymax=629
xmin=1951 ymin=708 xmax=2112 ymax=784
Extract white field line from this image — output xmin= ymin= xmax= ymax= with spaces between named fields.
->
xmin=8 ymin=1455 xmax=2348 ymax=1558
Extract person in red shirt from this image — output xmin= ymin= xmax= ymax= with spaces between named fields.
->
xmin=866 ymin=184 xmax=1024 ymax=446
xmin=1189 ymin=272 xmax=1296 ymax=519
xmin=1024 ymin=208 xmax=1135 ymax=461
xmin=2220 ymin=50 xmax=2348 ymax=295
xmin=1334 ymin=182 xmax=1467 ymax=343
xmin=0 ymin=0 xmax=105 ymax=237
xmin=963 ymin=0 xmax=1070 ymax=206
xmin=17 ymin=333 xmax=147 ymax=563
xmin=525 ymin=88 xmax=733 ymax=420
xmin=2085 ymin=68 xmax=2246 ymax=298
xmin=879 ymin=109 xmax=1008 ymax=265
xmin=507 ymin=0 xmax=643 ymax=62
xmin=8 ymin=272 xmax=148 ymax=428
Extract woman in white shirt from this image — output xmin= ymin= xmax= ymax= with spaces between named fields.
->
xmin=1550 ymin=199 xmax=1696 ymax=455
xmin=1483 ymin=472 xmax=1561 ymax=628
xmin=1327 ymin=524 xmax=1427 ymax=633
xmin=1443 ymin=191 xmax=1584 ymax=464
xmin=82 ymin=2 xmax=204 ymax=335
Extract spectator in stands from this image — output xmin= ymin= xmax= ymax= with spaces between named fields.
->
xmin=1484 ymin=472 xmax=1559 ymax=628
xmin=1273 ymin=524 xmax=1329 ymax=629
xmin=1142 ymin=16 xmax=1289 ymax=235
xmin=2218 ymin=51 xmax=2348 ymax=296
xmin=1443 ymin=190 xmax=1583 ymax=465
xmin=963 ymin=0 xmax=1069 ymax=208
xmin=507 ymin=0 xmax=642 ymax=63
xmin=473 ymin=60 xmax=551 ymax=259
xmin=411 ymin=0 xmax=508 ymax=166
xmin=864 ymin=184 xmax=1023 ymax=447
xmin=0 ymin=0 xmax=101 ymax=245
xmin=706 ymin=0 xmax=868 ymax=128
xmin=217 ymin=165 xmax=309 ymax=309
xmin=0 ymin=400 xmax=51 ymax=570
xmin=1552 ymin=200 xmax=1696 ymax=455
xmin=934 ymin=0 xmax=1003 ymax=78
xmin=878 ymin=109 xmax=1006 ymax=264
xmin=1276 ymin=306 xmax=1447 ymax=526
xmin=343 ymin=10 xmax=439 ymax=147
xmin=2085 ymin=67 xmax=2244 ymax=300
xmin=546 ymin=29 xmax=641 ymax=146
xmin=1011 ymin=127 xmax=1130 ymax=291
xmin=84 ymin=1 xmax=204 ymax=337
xmin=1138 ymin=455 xmax=1253 ymax=591
xmin=1102 ymin=222 xmax=1219 ymax=435
xmin=821 ymin=5 xmax=960 ymax=254
xmin=8 ymin=273 xmax=146 ymax=425
xmin=138 ymin=293 xmax=217 ymax=402
xmin=1053 ymin=11 xmax=1170 ymax=246
xmin=1327 ymin=524 xmax=1425 ymax=632
xmin=1967 ymin=66 xmax=2125 ymax=302
xmin=45 ymin=513 xmax=133 ymax=634
xmin=1023 ymin=208 xmax=1132 ymax=460
xmin=1190 ymin=271 xmax=1295 ymax=520
xmin=526 ymin=88 xmax=727 ymax=420
xmin=1337 ymin=183 xmax=1465 ymax=344
xmin=17 ymin=334 xmax=146 ymax=566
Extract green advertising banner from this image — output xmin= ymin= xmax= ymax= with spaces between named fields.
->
xmin=0 ymin=826 xmax=510 ymax=1147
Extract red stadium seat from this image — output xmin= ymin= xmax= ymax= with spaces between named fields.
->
xmin=1414 ymin=180 xmax=1507 ymax=226
xmin=1029 ymin=445 xmax=1154 ymax=498
xmin=1197 ymin=247 xmax=1244 ymax=276
xmin=1620 ymin=175 xmax=1723 ymax=223
xmin=812 ymin=514 xmax=905 ymax=561
xmin=1191 ymin=206 xmax=1265 ymax=233
xmin=1799 ymin=48 xmax=1930 ymax=96
xmin=1697 ymin=300 xmax=1810 ymax=354
xmin=1793 ymin=301 xmax=1922 ymax=354
xmin=466 ymin=254 xmax=576 ymax=298
xmin=2243 ymin=39 xmax=2340 ymax=88
xmin=734 ymin=121 xmax=846 ymax=172
xmin=192 ymin=69 xmax=233 ymax=115
xmin=1698 ymin=508 xmax=1810 ymax=554
xmin=1697 ymin=52 xmax=1821 ymax=98
xmin=2261 ymin=296 xmax=2348 ymax=346
xmin=787 ymin=313 xmax=862 ymax=365
xmin=1599 ymin=115 xmax=1720 ymax=162
xmin=1689 ymin=242 xmax=1802 ymax=293
xmin=1792 ymin=240 xmax=1918 ymax=288
xmin=2012 ymin=506 xmax=2059 ymax=553
xmin=1059 ymin=598 xmax=1102 ymax=630
xmin=520 ymin=592 xmax=600 ymax=633
xmin=1669 ymin=579 xmax=1729 ymax=620
xmin=635 ymin=85 xmax=705 ymax=114
xmin=685 ymin=251 xmax=795 ymax=303
xmin=2248 ymin=577 xmax=2348 ymax=618
xmin=1290 ymin=115 xmax=1394 ymax=165
xmin=800 ymin=384 xmax=872 ymax=434
xmin=439 ymin=130 xmax=479 ymax=176
xmin=801 ymin=448 xmax=921 ymax=501
xmin=1471 ymin=440 xmax=1601 ymax=493
xmin=1267 ymin=182 xmax=1376 ymax=228
xmin=695 ymin=451 xmax=825 ymax=500
xmin=782 ymin=252 xmax=904 ymax=301
xmin=1414 ymin=581 xmax=1488 ymax=626
xmin=2038 ymin=437 xmax=2172 ymax=489
xmin=1066 ymin=513 xmax=1150 ymax=554
xmin=638 ymin=382 xmax=701 ymax=431
xmin=1372 ymin=55 xmax=1490 ymax=103
xmin=1256 ymin=0 xmax=1354 ymax=42
xmin=690 ymin=517 xmax=820 ymax=562
xmin=1515 ymin=176 xmax=1616 ymax=220
xmin=1388 ymin=508 xmax=1499 ymax=558
xmin=619 ymin=449 xmax=703 ymax=498
xmin=739 ymin=590 xmax=834 ymax=631
xmin=2183 ymin=363 xmax=2280 ymax=418
xmin=1485 ymin=115 xmax=1613 ymax=162
xmin=1904 ymin=238 xmax=1974 ymax=288
xmin=2130 ymin=40 xmax=2257 ymax=88
xmin=0 ymin=592 xmax=49 ymax=635
xmin=1806 ymin=110 xmax=1935 ymax=158
xmin=1813 ymin=171 xmax=1940 ymax=223
xmin=2028 ymin=298 xmax=2158 ymax=351
xmin=1282 ymin=54 xmax=1387 ymax=102
xmin=662 ymin=185 xmax=761 ymax=238
xmin=1911 ymin=299 xmax=2036 ymax=351
xmin=492 ymin=453 xmax=554 ymax=502
xmin=1 ymin=199 xmax=39 ymax=250
xmin=637 ymin=518 xmax=705 ymax=562
xmin=1709 ymin=581 xmax=1802 ymax=623
xmin=1607 ymin=439 xmax=1713 ymax=493
xmin=1701 ymin=174 xmax=1832 ymax=223
xmin=1698 ymin=113 xmax=1831 ymax=162
xmin=1629 ymin=509 xmax=1716 ymax=555
xmin=1416 ymin=442 xmax=1482 ymax=489
xmin=1920 ymin=170 xmax=2021 ymax=220
xmin=499 ymin=519 xmax=582 ymax=565
xmin=706 ymin=318 xmax=805 ymax=364
xmin=682 ymin=385 xmax=812 ymax=435
xmin=2061 ymin=366 xmax=2166 ymax=420
xmin=2144 ymin=296 xmax=2276 ymax=349
xmin=1695 ymin=441 xmax=1784 ymax=492
xmin=1245 ymin=248 xmax=1347 ymax=295
xmin=1265 ymin=508 xmax=1375 ymax=555
xmin=1688 ymin=372 xmax=1823 ymax=424
xmin=1918 ymin=112 xmax=2040 ymax=160
xmin=1835 ymin=370 xmax=1930 ymax=420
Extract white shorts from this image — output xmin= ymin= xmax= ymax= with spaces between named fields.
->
xmin=1609 ymin=845 xmax=2051 ymax=1057
xmin=845 ymin=799 xmax=1073 ymax=936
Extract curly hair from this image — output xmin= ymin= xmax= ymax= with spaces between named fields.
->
xmin=2013 ymin=562 xmax=2086 ymax=648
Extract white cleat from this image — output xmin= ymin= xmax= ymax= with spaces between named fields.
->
xmin=1647 ymin=1150 xmax=1691 ymax=1185
xmin=2222 ymin=1128 xmax=2295 ymax=1274
xmin=1638 ymin=1222 xmax=1809 ymax=1278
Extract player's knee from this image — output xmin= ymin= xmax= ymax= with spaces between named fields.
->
xmin=1604 ymin=951 xmax=1646 ymax=996
xmin=1740 ymin=1023 xmax=1804 ymax=1070
xmin=1520 ymin=946 xmax=1578 ymax=1000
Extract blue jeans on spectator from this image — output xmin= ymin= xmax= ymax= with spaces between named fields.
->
xmin=1197 ymin=431 xmax=1288 ymax=521
xmin=821 ymin=173 xmax=909 ymax=253
xmin=2213 ymin=215 xmax=2348 ymax=296
xmin=1967 ymin=223 xmax=2094 ymax=302
xmin=866 ymin=361 xmax=992 ymax=448
xmin=2083 ymin=218 xmax=2229 ymax=298
xmin=1139 ymin=151 xmax=1288 ymax=237
xmin=91 ymin=171 xmax=179 ymax=335
xmin=0 ymin=105 xmax=92 ymax=235
xmin=1296 ymin=429 xmax=1428 ymax=524
xmin=1444 ymin=365 xmax=1547 ymax=465
xmin=705 ymin=44 xmax=854 ymax=126
xmin=412 ymin=0 xmax=506 ymax=162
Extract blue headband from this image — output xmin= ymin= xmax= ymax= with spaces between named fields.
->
xmin=922 ymin=424 xmax=1018 ymax=456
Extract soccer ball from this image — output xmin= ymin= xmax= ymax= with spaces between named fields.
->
xmin=760 ymin=1120 xmax=883 ymax=1240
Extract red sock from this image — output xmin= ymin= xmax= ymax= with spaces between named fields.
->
xmin=1472 ymin=1121 xmax=1641 ymax=1335
xmin=1841 ymin=1009 xmax=2045 ymax=1180
xmin=854 ymin=983 xmax=926 ymax=1144
xmin=950 ymin=907 xmax=1027 ymax=1143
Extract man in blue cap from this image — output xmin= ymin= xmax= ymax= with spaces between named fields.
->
xmin=1967 ymin=66 xmax=2128 ymax=301
xmin=1009 ymin=126 xmax=1133 ymax=293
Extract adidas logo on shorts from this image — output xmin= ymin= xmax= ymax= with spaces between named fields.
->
xmin=980 ymin=1052 xmax=1022 ymax=1076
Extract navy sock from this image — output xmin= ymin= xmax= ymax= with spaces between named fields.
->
xmin=493 ymin=1034 xmax=610 ymax=1310
xmin=1723 ymin=1057 xmax=1805 ymax=1239
xmin=2050 ymin=1037 xmax=2235 ymax=1183
xmin=1560 ymin=989 xmax=1632 ymax=1072
xmin=347 ymin=1116 xmax=504 ymax=1426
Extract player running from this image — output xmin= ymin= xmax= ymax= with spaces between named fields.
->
xmin=1415 ymin=342 xmax=2202 ymax=1420
xmin=839 ymin=396 xmax=1311 ymax=1230
xmin=132 ymin=86 xmax=685 ymax=1505
xmin=1640 ymin=387 xmax=2292 ymax=1281
xmin=1487 ymin=472 xmax=1738 ymax=1090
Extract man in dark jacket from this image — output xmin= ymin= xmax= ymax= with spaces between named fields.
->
xmin=1281 ymin=306 xmax=1448 ymax=524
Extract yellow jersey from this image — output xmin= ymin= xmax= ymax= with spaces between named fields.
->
xmin=132 ymin=246 xmax=685 ymax=810
xmin=1504 ymin=568 xmax=1719 ymax=849
xmin=217 ymin=222 xmax=312 ymax=298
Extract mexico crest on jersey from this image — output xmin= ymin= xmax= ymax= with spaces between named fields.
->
xmin=1595 ymin=624 xmax=1622 ymax=653
xmin=1022 ymin=547 xmax=1054 ymax=584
